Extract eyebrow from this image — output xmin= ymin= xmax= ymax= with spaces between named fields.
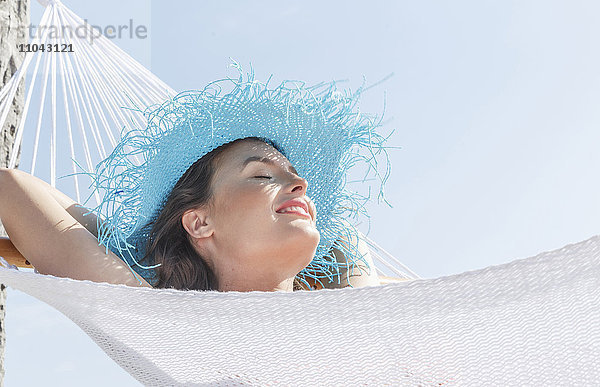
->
xmin=241 ymin=156 xmax=299 ymax=176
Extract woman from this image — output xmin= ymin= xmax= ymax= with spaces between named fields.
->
xmin=0 ymin=72 xmax=389 ymax=292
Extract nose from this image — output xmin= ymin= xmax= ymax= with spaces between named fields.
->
xmin=288 ymin=174 xmax=308 ymax=193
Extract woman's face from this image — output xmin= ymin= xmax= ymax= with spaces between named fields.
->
xmin=194 ymin=139 xmax=319 ymax=291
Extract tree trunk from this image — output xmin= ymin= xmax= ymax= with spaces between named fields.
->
xmin=0 ymin=0 xmax=29 ymax=384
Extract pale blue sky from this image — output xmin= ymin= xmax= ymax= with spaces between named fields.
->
xmin=5 ymin=0 xmax=600 ymax=385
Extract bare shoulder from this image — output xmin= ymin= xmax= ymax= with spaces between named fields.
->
xmin=315 ymin=230 xmax=380 ymax=290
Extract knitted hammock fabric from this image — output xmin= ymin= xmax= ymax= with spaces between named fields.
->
xmin=1 ymin=234 xmax=598 ymax=385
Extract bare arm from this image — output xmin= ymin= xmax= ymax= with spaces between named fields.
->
xmin=0 ymin=168 xmax=151 ymax=288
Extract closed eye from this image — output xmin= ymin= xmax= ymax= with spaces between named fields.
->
xmin=254 ymin=176 xmax=272 ymax=179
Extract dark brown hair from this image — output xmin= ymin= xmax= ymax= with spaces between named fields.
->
xmin=140 ymin=137 xmax=294 ymax=291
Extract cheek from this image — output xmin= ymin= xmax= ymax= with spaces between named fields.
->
xmin=216 ymin=185 xmax=275 ymax=224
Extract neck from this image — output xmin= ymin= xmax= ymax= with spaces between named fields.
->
xmin=200 ymin=242 xmax=307 ymax=292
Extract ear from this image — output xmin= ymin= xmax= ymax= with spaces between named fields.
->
xmin=181 ymin=208 xmax=214 ymax=239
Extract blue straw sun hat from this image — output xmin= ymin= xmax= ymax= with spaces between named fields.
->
xmin=86 ymin=64 xmax=393 ymax=289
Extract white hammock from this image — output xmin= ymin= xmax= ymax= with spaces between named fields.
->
xmin=1 ymin=0 xmax=598 ymax=385
xmin=0 ymin=234 xmax=599 ymax=385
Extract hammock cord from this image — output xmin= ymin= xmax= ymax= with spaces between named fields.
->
xmin=0 ymin=0 xmax=174 ymax=207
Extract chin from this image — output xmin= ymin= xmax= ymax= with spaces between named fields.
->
xmin=301 ymin=232 xmax=320 ymax=267
xmin=296 ymin=226 xmax=320 ymax=253
xmin=277 ymin=228 xmax=320 ymax=269
xmin=289 ymin=220 xmax=320 ymax=239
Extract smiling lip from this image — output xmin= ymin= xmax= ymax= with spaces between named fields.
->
xmin=278 ymin=211 xmax=311 ymax=219
xmin=276 ymin=199 xmax=312 ymax=220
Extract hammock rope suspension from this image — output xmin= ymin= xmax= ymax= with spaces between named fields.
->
xmin=0 ymin=0 xmax=174 ymax=204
